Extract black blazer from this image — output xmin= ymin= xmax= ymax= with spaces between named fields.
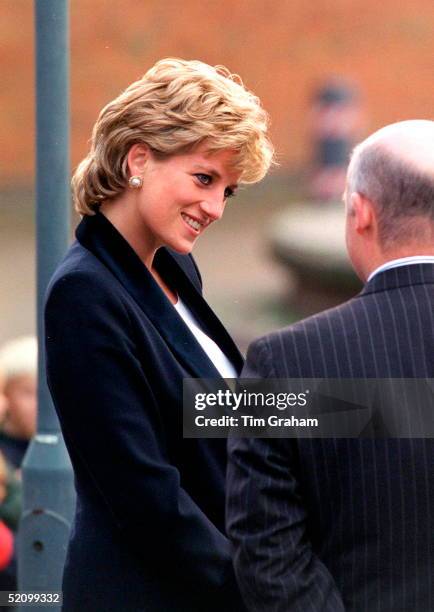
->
xmin=227 ymin=264 xmax=434 ymax=612
xmin=45 ymin=212 xmax=245 ymax=612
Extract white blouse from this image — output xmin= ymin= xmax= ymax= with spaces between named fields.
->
xmin=174 ymin=298 xmax=238 ymax=379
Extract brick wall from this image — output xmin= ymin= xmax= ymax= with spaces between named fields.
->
xmin=1 ymin=0 xmax=433 ymax=184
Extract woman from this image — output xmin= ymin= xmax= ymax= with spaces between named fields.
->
xmin=45 ymin=58 xmax=273 ymax=611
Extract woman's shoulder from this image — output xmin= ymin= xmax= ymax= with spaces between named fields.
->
xmin=45 ymin=240 xmax=122 ymax=309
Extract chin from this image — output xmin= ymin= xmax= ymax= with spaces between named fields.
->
xmin=166 ymin=239 xmax=195 ymax=255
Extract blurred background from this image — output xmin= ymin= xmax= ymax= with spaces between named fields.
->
xmin=1 ymin=0 xmax=433 ymax=351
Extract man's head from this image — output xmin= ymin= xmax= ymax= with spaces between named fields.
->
xmin=344 ymin=119 xmax=434 ymax=280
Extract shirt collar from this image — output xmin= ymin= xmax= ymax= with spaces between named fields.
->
xmin=367 ymin=256 xmax=434 ymax=282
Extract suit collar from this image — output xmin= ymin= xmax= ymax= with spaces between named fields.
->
xmin=361 ymin=263 xmax=434 ymax=296
xmin=367 ymin=256 xmax=434 ymax=282
xmin=154 ymin=248 xmax=244 ymax=372
xmin=76 ymin=212 xmax=243 ymax=377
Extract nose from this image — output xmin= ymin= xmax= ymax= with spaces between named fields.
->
xmin=199 ymin=195 xmax=225 ymax=222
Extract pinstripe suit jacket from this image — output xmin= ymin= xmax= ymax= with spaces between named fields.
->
xmin=227 ymin=263 xmax=434 ymax=612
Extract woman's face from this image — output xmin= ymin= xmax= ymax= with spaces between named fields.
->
xmin=134 ymin=142 xmax=241 ymax=255
xmin=4 ymin=374 xmax=37 ymax=439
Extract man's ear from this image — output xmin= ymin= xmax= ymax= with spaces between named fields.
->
xmin=349 ymin=192 xmax=375 ymax=235
xmin=126 ymin=144 xmax=149 ymax=177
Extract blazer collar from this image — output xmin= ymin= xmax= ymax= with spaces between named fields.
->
xmin=361 ymin=263 xmax=434 ymax=297
xmin=76 ymin=212 xmax=243 ymax=377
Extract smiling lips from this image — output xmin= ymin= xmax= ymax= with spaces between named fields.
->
xmin=181 ymin=213 xmax=206 ymax=233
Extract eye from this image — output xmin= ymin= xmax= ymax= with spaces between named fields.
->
xmin=195 ymin=173 xmax=212 ymax=186
xmin=194 ymin=173 xmax=236 ymax=200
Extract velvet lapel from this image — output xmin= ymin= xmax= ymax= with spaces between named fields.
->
xmin=76 ymin=212 xmax=243 ymax=378
xmin=360 ymin=263 xmax=434 ymax=297
xmin=154 ymin=248 xmax=244 ymax=373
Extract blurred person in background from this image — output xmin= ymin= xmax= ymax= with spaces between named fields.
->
xmin=309 ymin=78 xmax=363 ymax=202
xmin=0 ymin=343 xmax=33 ymax=595
xmin=0 ymin=449 xmax=21 ymax=594
xmin=0 ymin=371 xmax=8 ymax=425
xmin=45 ymin=58 xmax=273 ymax=611
xmin=0 ymin=336 xmax=37 ymax=470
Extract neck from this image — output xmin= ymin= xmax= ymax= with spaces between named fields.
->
xmin=99 ymin=197 xmax=178 ymax=303
xmin=99 ymin=196 xmax=158 ymax=269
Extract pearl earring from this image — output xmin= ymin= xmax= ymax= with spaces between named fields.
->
xmin=129 ymin=175 xmax=143 ymax=189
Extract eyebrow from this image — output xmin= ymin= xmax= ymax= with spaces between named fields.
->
xmin=192 ymin=165 xmax=238 ymax=189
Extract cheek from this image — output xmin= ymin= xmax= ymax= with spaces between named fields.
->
xmin=10 ymin=390 xmax=36 ymax=415
xmin=344 ymin=221 xmax=351 ymax=252
xmin=141 ymin=185 xmax=181 ymax=219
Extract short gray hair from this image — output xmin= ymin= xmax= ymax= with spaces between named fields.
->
xmin=347 ymin=142 xmax=434 ymax=247
xmin=0 ymin=336 xmax=37 ymax=382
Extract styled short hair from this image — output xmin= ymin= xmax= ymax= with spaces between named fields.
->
xmin=72 ymin=58 xmax=274 ymax=215
xmin=347 ymin=142 xmax=434 ymax=247
xmin=0 ymin=336 xmax=37 ymax=382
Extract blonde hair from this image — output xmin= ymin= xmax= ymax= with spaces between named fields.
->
xmin=72 ymin=58 xmax=274 ymax=215
xmin=0 ymin=336 xmax=37 ymax=382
